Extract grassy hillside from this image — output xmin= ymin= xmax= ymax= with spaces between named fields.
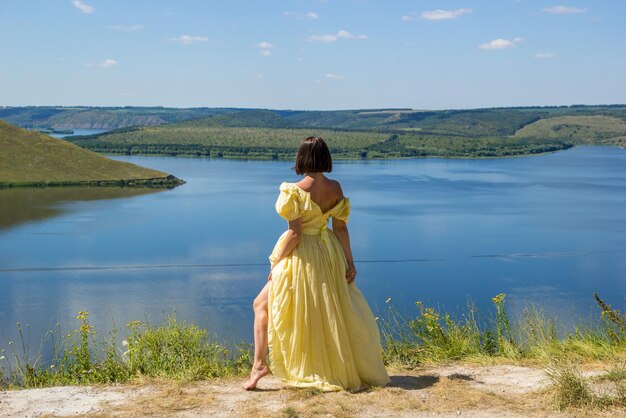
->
xmin=69 ymin=108 xmax=576 ymax=159
xmin=0 ymin=106 xmax=237 ymax=130
xmin=71 ymin=124 xmax=392 ymax=159
xmin=0 ymin=120 xmax=182 ymax=187
xmin=7 ymin=105 xmax=625 ymax=160
xmin=3 ymin=104 xmax=625 ymax=132
xmin=513 ymin=115 xmax=626 ymax=146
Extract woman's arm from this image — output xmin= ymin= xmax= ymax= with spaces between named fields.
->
xmin=332 ymin=218 xmax=356 ymax=283
xmin=269 ymin=218 xmax=302 ymax=279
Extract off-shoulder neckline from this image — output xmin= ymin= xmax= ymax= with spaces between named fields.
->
xmin=282 ymin=182 xmax=347 ymax=215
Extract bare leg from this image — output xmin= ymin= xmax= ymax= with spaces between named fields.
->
xmin=243 ymin=281 xmax=271 ymax=390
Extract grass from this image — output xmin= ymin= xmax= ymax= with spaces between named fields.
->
xmin=0 ymin=119 xmax=183 ymax=187
xmin=546 ymin=362 xmax=626 ymax=411
xmin=0 ymin=312 xmax=252 ymax=388
xmin=70 ymin=125 xmax=391 ymax=160
xmin=513 ymin=115 xmax=626 ymax=145
xmin=71 ymin=125 xmax=573 ymax=160
xmin=61 ymin=105 xmax=626 ymax=160
xmin=1 ymin=292 xmax=625 ymax=413
xmin=381 ymin=293 xmax=626 ymax=368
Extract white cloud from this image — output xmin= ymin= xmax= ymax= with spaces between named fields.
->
xmin=166 ymin=35 xmax=209 ymax=45
xmin=403 ymin=8 xmax=471 ymax=21
xmin=541 ymin=5 xmax=587 ymax=14
xmin=422 ymin=8 xmax=472 ymax=21
xmin=109 ymin=24 xmax=143 ymax=32
xmin=86 ymin=58 xmax=118 ymax=67
xmin=257 ymin=41 xmax=273 ymax=57
xmin=307 ymin=30 xmax=367 ymax=43
xmin=306 ymin=12 xmax=319 ymax=20
xmin=479 ymin=37 xmax=523 ymax=50
xmin=324 ymin=73 xmax=346 ymax=80
xmin=100 ymin=58 xmax=118 ymax=67
xmin=535 ymin=52 xmax=556 ymax=59
xmin=72 ymin=0 xmax=94 ymax=14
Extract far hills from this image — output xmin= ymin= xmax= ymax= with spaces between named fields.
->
xmin=2 ymin=105 xmax=626 ymax=160
xmin=0 ymin=106 xmax=233 ymax=130
xmin=0 ymin=120 xmax=182 ymax=187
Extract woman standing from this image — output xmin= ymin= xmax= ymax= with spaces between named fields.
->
xmin=244 ymin=136 xmax=389 ymax=391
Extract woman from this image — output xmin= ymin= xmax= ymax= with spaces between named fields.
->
xmin=244 ymin=136 xmax=390 ymax=391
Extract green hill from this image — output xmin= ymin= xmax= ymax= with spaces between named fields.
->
xmin=6 ymin=104 xmax=625 ymax=160
xmin=69 ymin=108 xmax=579 ymax=160
xmin=0 ymin=106 xmax=236 ymax=130
xmin=0 ymin=120 xmax=183 ymax=187
xmin=513 ymin=115 xmax=626 ymax=146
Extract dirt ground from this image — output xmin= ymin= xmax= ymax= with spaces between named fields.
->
xmin=1 ymin=365 xmax=624 ymax=417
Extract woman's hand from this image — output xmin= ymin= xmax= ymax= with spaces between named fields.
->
xmin=345 ymin=261 xmax=357 ymax=284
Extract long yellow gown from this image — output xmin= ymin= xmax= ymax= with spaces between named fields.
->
xmin=268 ymin=182 xmax=390 ymax=391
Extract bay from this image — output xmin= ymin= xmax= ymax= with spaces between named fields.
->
xmin=1 ymin=146 xmax=625 ymax=351
xmin=49 ymin=129 xmax=109 ymax=138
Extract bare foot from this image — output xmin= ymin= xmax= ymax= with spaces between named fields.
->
xmin=243 ymin=364 xmax=270 ymax=390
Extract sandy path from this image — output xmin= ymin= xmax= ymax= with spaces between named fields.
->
xmin=0 ymin=365 xmax=622 ymax=417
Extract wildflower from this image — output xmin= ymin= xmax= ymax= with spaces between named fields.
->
xmin=50 ymin=364 xmax=55 ymax=369
xmin=492 ymin=293 xmax=506 ymax=304
xmin=122 ymin=340 xmax=129 ymax=346
xmin=375 ymin=317 xmax=379 ymax=321
xmin=385 ymin=297 xmax=392 ymax=304
xmin=8 ymin=341 xmax=12 ymax=345
xmin=0 ymin=355 xmax=5 ymax=360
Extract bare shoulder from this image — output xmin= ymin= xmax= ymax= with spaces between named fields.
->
xmin=327 ymin=178 xmax=344 ymax=199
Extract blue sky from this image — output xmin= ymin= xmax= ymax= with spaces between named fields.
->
xmin=1 ymin=0 xmax=624 ymax=109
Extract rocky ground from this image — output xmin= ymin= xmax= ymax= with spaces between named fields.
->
xmin=1 ymin=365 xmax=624 ymax=417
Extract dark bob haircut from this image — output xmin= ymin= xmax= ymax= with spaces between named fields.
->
xmin=295 ymin=136 xmax=332 ymax=175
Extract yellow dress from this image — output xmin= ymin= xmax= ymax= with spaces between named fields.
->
xmin=268 ymin=182 xmax=390 ymax=392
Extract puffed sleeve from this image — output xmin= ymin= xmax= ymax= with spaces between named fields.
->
xmin=275 ymin=182 xmax=313 ymax=221
xmin=330 ymin=197 xmax=350 ymax=223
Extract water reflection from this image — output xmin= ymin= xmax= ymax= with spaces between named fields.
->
xmin=0 ymin=187 xmax=166 ymax=231
xmin=0 ymin=147 xmax=625 ymax=359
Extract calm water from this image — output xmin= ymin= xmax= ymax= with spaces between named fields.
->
xmin=1 ymin=146 xmax=625 ymax=349
xmin=49 ymin=129 xmax=109 ymax=138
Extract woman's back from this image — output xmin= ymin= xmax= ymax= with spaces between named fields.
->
xmin=295 ymin=174 xmax=343 ymax=214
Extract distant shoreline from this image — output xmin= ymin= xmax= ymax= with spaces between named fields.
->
xmin=95 ymin=144 xmax=584 ymax=161
xmin=0 ymin=176 xmax=184 ymax=189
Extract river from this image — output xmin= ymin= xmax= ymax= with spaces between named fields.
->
xmin=1 ymin=146 xmax=625 ymax=349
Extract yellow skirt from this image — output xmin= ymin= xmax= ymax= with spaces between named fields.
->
xmin=268 ymin=229 xmax=390 ymax=392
